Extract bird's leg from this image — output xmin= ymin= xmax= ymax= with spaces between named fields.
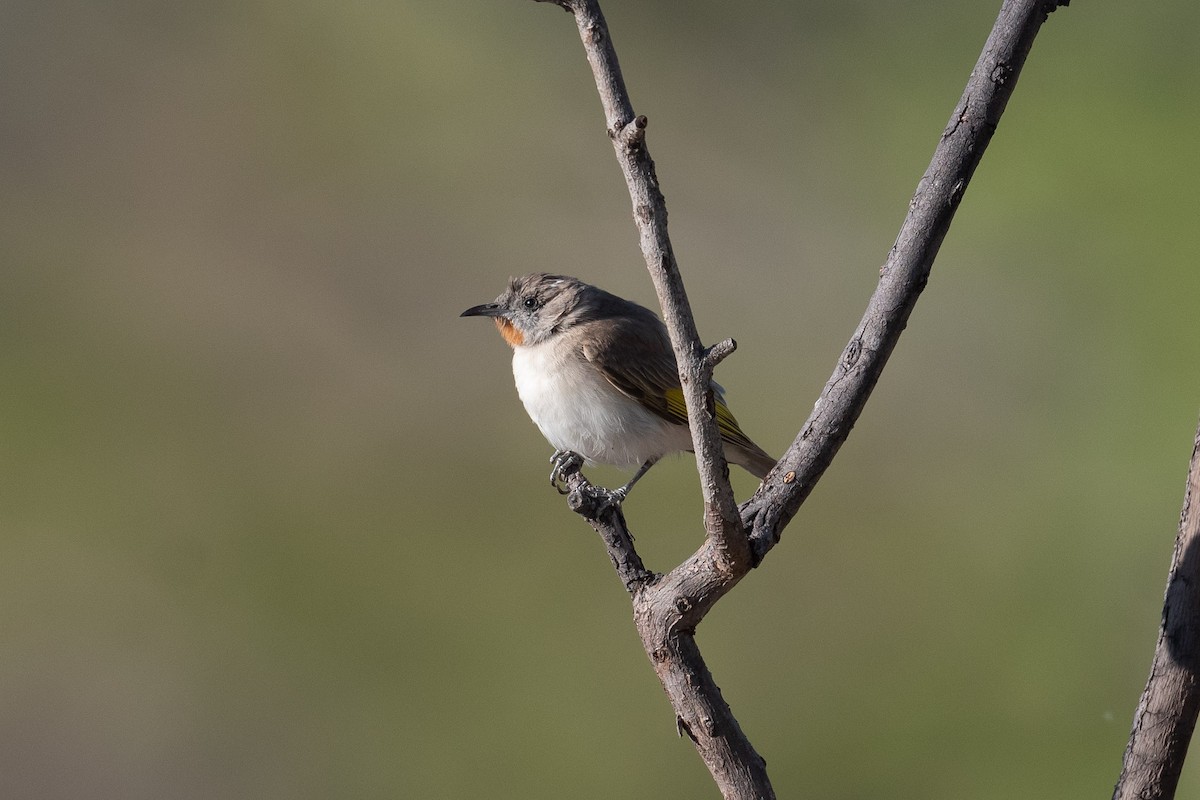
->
xmin=549 ymin=450 xmax=585 ymax=494
xmin=603 ymin=458 xmax=659 ymax=506
xmin=548 ymin=453 xmax=658 ymax=511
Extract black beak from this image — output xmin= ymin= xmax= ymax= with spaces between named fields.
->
xmin=460 ymin=302 xmax=504 ymax=318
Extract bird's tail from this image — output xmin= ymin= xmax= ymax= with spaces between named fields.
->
xmin=726 ymin=440 xmax=777 ymax=480
xmin=713 ymin=398 xmax=776 ymax=479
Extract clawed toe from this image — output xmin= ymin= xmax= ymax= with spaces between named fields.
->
xmin=545 ymin=451 xmax=632 ymax=511
xmin=549 ymin=450 xmax=585 ymax=494
xmin=568 ymin=481 xmax=628 ymax=517
xmin=596 ymin=485 xmax=627 ymax=510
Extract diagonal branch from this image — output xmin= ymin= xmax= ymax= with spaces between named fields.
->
xmin=741 ymin=0 xmax=1070 ymax=562
xmin=1112 ymin=418 xmax=1200 ymax=800
xmin=559 ymin=460 xmax=656 ymax=594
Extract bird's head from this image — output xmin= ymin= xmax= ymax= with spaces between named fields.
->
xmin=461 ymin=273 xmax=589 ymax=347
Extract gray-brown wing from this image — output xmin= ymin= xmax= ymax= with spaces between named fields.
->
xmin=578 ymin=315 xmax=774 ymax=473
xmin=576 ymin=316 xmax=688 ymax=428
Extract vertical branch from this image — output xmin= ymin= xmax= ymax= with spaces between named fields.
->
xmin=538 ymin=0 xmax=746 ymax=566
xmin=1113 ymin=419 xmax=1200 ymax=800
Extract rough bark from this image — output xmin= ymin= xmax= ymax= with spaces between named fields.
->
xmin=740 ymin=0 xmax=1071 ymax=561
xmin=1113 ymin=420 xmax=1200 ymax=800
xmin=542 ymin=0 xmax=747 ymax=562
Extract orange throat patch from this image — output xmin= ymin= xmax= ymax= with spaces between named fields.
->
xmin=495 ymin=318 xmax=524 ymax=347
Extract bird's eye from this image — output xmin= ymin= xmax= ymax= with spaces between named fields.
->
xmin=523 ymin=296 xmax=538 ymax=310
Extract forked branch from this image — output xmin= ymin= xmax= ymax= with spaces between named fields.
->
xmin=534 ymin=1 xmax=1068 ymax=797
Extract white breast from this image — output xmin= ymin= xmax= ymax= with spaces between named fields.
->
xmin=511 ymin=338 xmax=690 ymax=470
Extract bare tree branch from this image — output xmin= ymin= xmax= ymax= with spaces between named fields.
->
xmin=560 ymin=464 xmax=655 ymax=594
xmin=534 ymin=1 xmax=1068 ymax=797
xmin=537 ymin=0 xmax=748 ymax=564
xmin=1113 ymin=419 xmax=1200 ymax=800
xmin=741 ymin=0 xmax=1070 ymax=560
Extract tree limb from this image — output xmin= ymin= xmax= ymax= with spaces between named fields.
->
xmin=1112 ymin=419 xmax=1200 ymax=800
xmin=533 ymin=1 xmax=1068 ymax=797
xmin=741 ymin=0 xmax=1070 ymax=561
xmin=538 ymin=0 xmax=748 ymax=566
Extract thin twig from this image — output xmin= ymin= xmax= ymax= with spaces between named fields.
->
xmin=559 ymin=460 xmax=655 ymax=594
xmin=537 ymin=0 xmax=747 ymax=565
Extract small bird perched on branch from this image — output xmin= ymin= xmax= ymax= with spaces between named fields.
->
xmin=462 ymin=274 xmax=775 ymax=504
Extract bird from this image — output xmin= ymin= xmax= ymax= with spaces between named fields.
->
xmin=461 ymin=273 xmax=775 ymax=504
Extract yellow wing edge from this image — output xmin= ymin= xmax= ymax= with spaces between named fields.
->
xmin=663 ymin=387 xmax=757 ymax=451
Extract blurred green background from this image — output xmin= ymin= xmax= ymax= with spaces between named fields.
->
xmin=3 ymin=1 xmax=1198 ymax=798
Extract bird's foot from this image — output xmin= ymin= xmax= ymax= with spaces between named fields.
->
xmin=549 ymin=451 xmax=631 ymax=515
xmin=593 ymin=485 xmax=627 ymax=511
xmin=549 ymin=451 xmax=627 ymax=513
xmin=567 ymin=480 xmax=629 ymax=518
xmin=549 ymin=450 xmax=585 ymax=495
